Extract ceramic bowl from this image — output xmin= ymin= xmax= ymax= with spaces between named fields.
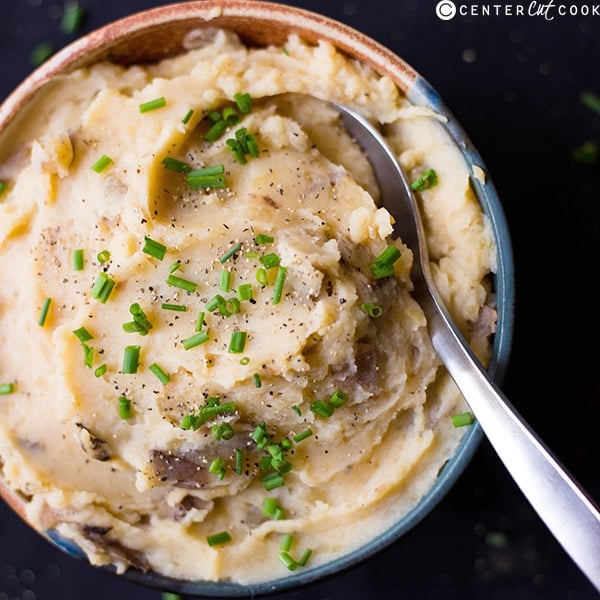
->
xmin=0 ymin=1 xmax=514 ymax=597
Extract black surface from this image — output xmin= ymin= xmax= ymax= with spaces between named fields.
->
xmin=1 ymin=1 xmax=599 ymax=599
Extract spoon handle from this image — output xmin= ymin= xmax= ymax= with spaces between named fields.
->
xmin=429 ymin=304 xmax=600 ymax=591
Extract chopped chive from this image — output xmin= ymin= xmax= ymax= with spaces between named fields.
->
xmin=182 ymin=109 xmax=194 ymax=124
xmin=252 ymin=373 xmax=262 ymax=388
xmin=122 ymin=345 xmax=141 ymax=374
xmin=94 ymin=364 xmax=107 ymax=377
xmin=187 ymin=166 xmax=227 ymax=190
xmin=82 ymin=343 xmax=94 ymax=368
xmin=167 ymin=274 xmax=197 ymax=293
xmin=255 ymin=233 xmax=274 ymax=245
xmin=228 ymin=330 xmax=247 ymax=354
xmin=118 ymin=396 xmax=132 ymax=419
xmin=234 ymin=92 xmax=253 ymax=114
xmin=139 ymin=96 xmax=166 ymax=113
xmin=123 ymin=303 xmax=153 ymax=336
xmin=451 ymin=411 xmax=475 ymax=427
xmin=329 ymin=390 xmax=348 ymax=408
xmin=149 ymin=363 xmax=170 ymax=385
xmin=162 ymin=157 xmax=192 ymax=173
xmin=169 ymin=261 xmax=182 ymax=273
xmin=262 ymin=497 xmax=279 ymax=517
xmin=180 ymin=401 xmax=236 ymax=430
xmin=278 ymin=551 xmax=298 ymax=571
xmin=280 ymin=534 xmax=294 ymax=552
xmin=291 ymin=405 xmax=302 ymax=417
xmin=206 ymin=294 xmax=225 ymax=312
xmin=245 ymin=251 xmax=260 ymax=259
xmin=261 ymin=472 xmax=285 ymax=491
xmin=97 ymin=249 xmax=110 ymax=264
xmin=196 ymin=311 xmax=205 ymax=331
xmin=219 ymin=242 xmax=241 ymax=264
xmin=222 ymin=106 xmax=240 ymax=124
xmin=293 ymin=428 xmax=313 ymax=443
xmin=209 ymin=457 xmax=226 ymax=477
xmin=31 ymin=42 xmax=54 ymax=66
xmin=161 ymin=303 xmax=187 ymax=312
xmin=573 ymin=140 xmax=598 ymax=164
xmin=0 ymin=383 xmax=15 ymax=395
xmin=182 ymin=330 xmax=209 ymax=350
xmin=310 ymin=399 xmax=334 ymax=418
xmin=204 ymin=119 xmax=228 ymax=142
xmin=73 ymin=249 xmax=84 ymax=271
xmin=256 ymin=268 xmax=268 ymax=286
xmin=73 ymin=326 xmax=93 ymax=343
xmin=0 ymin=180 xmax=7 ymax=197
xmin=251 ymin=422 xmax=267 ymax=444
xmin=361 ymin=302 xmax=383 ymax=318
xmin=206 ymin=531 xmax=232 ymax=547
xmin=272 ymin=266 xmax=287 ymax=305
xmin=581 ymin=91 xmax=600 ymax=116
xmin=90 ymin=154 xmax=113 ymax=174
xmin=38 ymin=297 xmax=52 ymax=327
xmin=259 ymin=253 xmax=280 ymax=270
xmin=219 ymin=270 xmax=232 ymax=292
xmin=237 ymin=283 xmax=253 ymax=301
xmin=60 ymin=1 xmax=84 ymax=34
xmin=410 ymin=168 xmax=438 ymax=191
xmin=235 ymin=449 xmax=243 ymax=475
xmin=142 ymin=236 xmax=167 ymax=260
xmin=369 ymin=245 xmax=401 ymax=279
xmin=240 ymin=356 xmax=250 ymax=365
xmin=298 ymin=548 xmax=313 ymax=567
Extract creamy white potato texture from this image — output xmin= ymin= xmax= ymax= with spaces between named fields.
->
xmin=0 ymin=31 xmax=496 ymax=583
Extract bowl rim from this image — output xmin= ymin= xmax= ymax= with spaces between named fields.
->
xmin=0 ymin=1 xmax=515 ymax=597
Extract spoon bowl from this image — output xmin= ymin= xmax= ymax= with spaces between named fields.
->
xmin=329 ymin=100 xmax=600 ymax=592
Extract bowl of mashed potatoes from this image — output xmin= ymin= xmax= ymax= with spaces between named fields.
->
xmin=0 ymin=1 xmax=514 ymax=596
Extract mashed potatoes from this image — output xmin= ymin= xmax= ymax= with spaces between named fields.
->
xmin=0 ymin=30 xmax=496 ymax=583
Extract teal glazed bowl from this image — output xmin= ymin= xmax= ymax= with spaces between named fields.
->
xmin=0 ymin=1 xmax=514 ymax=597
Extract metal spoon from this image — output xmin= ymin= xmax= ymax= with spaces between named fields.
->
xmin=330 ymin=101 xmax=600 ymax=591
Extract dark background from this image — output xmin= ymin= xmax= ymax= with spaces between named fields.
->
xmin=1 ymin=1 xmax=599 ymax=599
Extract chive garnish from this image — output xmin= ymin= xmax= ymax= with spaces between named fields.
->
xmin=82 ymin=343 xmax=94 ymax=368
xmin=182 ymin=331 xmax=209 ymax=350
xmin=310 ymin=400 xmax=334 ymax=418
xmin=60 ymin=1 xmax=84 ymax=34
xmin=360 ymin=302 xmax=383 ymax=318
xmin=410 ymin=168 xmax=438 ymax=191
xmin=118 ymin=396 xmax=132 ymax=419
xmin=581 ymin=91 xmax=600 ymax=116
xmin=161 ymin=303 xmax=187 ymax=312
xmin=139 ymin=96 xmax=166 ymax=113
xmin=196 ymin=311 xmax=205 ymax=331
xmin=298 ymin=548 xmax=313 ymax=567
xmin=329 ymin=390 xmax=348 ymax=408
xmin=227 ymin=128 xmax=259 ymax=164
xmin=96 ymin=250 xmax=110 ymax=264
xmin=204 ymin=119 xmax=228 ymax=142
xmin=169 ymin=261 xmax=182 ymax=273
xmin=240 ymin=356 xmax=250 ymax=365
xmin=219 ymin=270 xmax=232 ymax=292
xmin=162 ymin=157 xmax=192 ymax=173
xmin=0 ymin=383 xmax=15 ymax=395
xmin=261 ymin=472 xmax=285 ymax=491
xmin=235 ymin=448 xmax=243 ymax=475
xmin=451 ymin=411 xmax=475 ymax=427
xmin=180 ymin=400 xmax=236 ymax=430
xmin=38 ymin=297 xmax=52 ymax=327
xmin=206 ymin=531 xmax=232 ymax=547
xmin=219 ymin=242 xmax=241 ymax=264
xmin=280 ymin=534 xmax=294 ymax=552
xmin=187 ymin=165 xmax=226 ymax=190
xmin=272 ymin=266 xmax=287 ymax=305
xmin=262 ymin=497 xmax=282 ymax=518
xmin=293 ymin=428 xmax=313 ymax=443
xmin=255 ymin=234 xmax=274 ymax=245
xmin=237 ymin=283 xmax=253 ymax=301
xmin=278 ymin=551 xmax=298 ymax=571
xmin=149 ymin=363 xmax=170 ymax=385
xmin=167 ymin=274 xmax=197 ymax=293
xmin=122 ymin=345 xmax=141 ymax=374
xmin=234 ymin=92 xmax=253 ymax=114
xmin=94 ymin=364 xmax=107 ymax=377
xmin=259 ymin=253 xmax=280 ymax=269
xmin=222 ymin=106 xmax=240 ymax=124
xmin=142 ymin=236 xmax=167 ymax=260
xmin=73 ymin=326 xmax=93 ymax=343
xmin=182 ymin=109 xmax=194 ymax=124
xmin=252 ymin=373 xmax=262 ymax=388
xmin=209 ymin=457 xmax=226 ymax=479
xmin=228 ymin=330 xmax=247 ymax=354
xmin=73 ymin=249 xmax=84 ymax=271
xmin=30 ymin=42 xmax=54 ymax=66
xmin=0 ymin=180 xmax=7 ymax=197
xmin=291 ymin=405 xmax=302 ymax=417
xmin=123 ymin=303 xmax=153 ymax=336
xmin=256 ymin=268 xmax=268 ymax=286
xmin=369 ymin=245 xmax=401 ymax=279
xmin=90 ymin=154 xmax=113 ymax=173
